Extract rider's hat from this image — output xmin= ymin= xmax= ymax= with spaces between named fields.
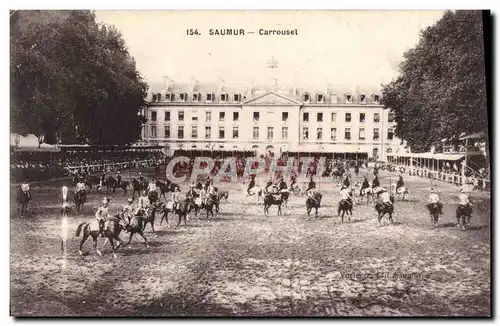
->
xmin=127 ymin=198 xmax=133 ymax=203
xmin=430 ymin=188 xmax=435 ymax=193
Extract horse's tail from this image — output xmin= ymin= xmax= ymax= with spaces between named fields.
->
xmin=258 ymin=189 xmax=262 ymax=197
xmin=75 ymin=222 xmax=87 ymax=237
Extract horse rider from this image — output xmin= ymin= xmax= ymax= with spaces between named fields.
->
xmin=75 ymin=177 xmax=87 ymax=203
xmin=342 ymin=173 xmax=350 ymax=188
xmin=100 ymin=171 xmax=106 ymax=190
xmin=338 ymin=185 xmax=353 ymax=214
xmin=360 ymin=176 xmax=370 ymax=196
xmin=247 ymin=175 xmax=256 ymax=195
xmin=373 ymin=165 xmax=379 ymax=177
xmin=21 ymin=178 xmax=31 ymax=201
xmin=306 ymin=176 xmax=316 ymax=193
xmin=207 ymin=180 xmax=218 ymax=199
xmin=277 ymin=176 xmax=287 ymax=192
xmin=95 ymin=198 xmax=110 ymax=237
xmin=290 ymin=173 xmax=298 ymax=190
xmin=186 ymin=183 xmax=198 ymax=200
xmin=457 ymin=188 xmax=472 ymax=223
xmin=427 ymin=188 xmax=444 ymax=215
xmin=378 ymin=189 xmax=393 ymax=211
xmin=199 ymin=183 xmax=207 ymax=206
xmin=116 ymin=170 xmax=122 ymax=187
xmin=371 ymin=175 xmax=380 ymax=189
xmin=138 ymin=172 xmax=145 ymax=183
xmin=265 ymin=178 xmax=274 ymax=195
xmin=135 ymin=190 xmax=150 ymax=219
xmin=306 ymin=183 xmax=318 ymax=204
xmin=171 ymin=186 xmax=181 ymax=211
xmin=396 ymin=174 xmax=404 ymax=193
xmin=148 ymin=178 xmax=157 ymax=196
xmin=122 ymin=198 xmax=135 ymax=224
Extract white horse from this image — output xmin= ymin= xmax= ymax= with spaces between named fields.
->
xmin=243 ymin=186 xmax=263 ymax=205
xmin=391 ymin=183 xmax=410 ymax=201
xmin=354 ymin=185 xmax=374 ymax=204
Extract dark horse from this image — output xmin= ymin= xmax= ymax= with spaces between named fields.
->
xmin=375 ymin=196 xmax=395 ymax=224
xmin=75 ymin=214 xmax=127 ymax=259
xmin=456 ymin=204 xmax=473 ymax=231
xmin=105 ymin=176 xmax=129 ymax=195
xmin=427 ymin=203 xmax=441 ymax=227
xmin=16 ymin=189 xmax=30 ymax=216
xmin=159 ymin=199 xmax=192 ymax=228
xmin=306 ymin=192 xmax=322 ymax=217
xmin=155 ymin=180 xmax=176 ymax=200
xmin=203 ymin=195 xmax=220 ymax=220
xmin=124 ymin=214 xmax=150 ymax=248
xmin=84 ymin=175 xmax=100 ymax=193
xmin=74 ymin=190 xmax=86 ymax=214
xmin=140 ymin=206 xmax=159 ymax=236
xmin=338 ymin=199 xmax=353 ymax=223
xmin=148 ymin=190 xmax=159 ymax=205
xmin=263 ymin=192 xmax=288 ymax=216
xmin=132 ymin=178 xmax=148 ymax=198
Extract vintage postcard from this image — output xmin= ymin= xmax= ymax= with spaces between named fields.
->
xmin=10 ymin=10 xmax=491 ymax=317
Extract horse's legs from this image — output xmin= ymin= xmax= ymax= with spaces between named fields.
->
xmin=138 ymin=231 xmax=149 ymax=247
xmin=94 ymin=234 xmax=102 ymax=256
xmin=127 ymin=232 xmax=134 ymax=248
xmin=108 ymin=238 xmax=117 ymax=259
xmin=79 ymin=231 xmax=90 ymax=255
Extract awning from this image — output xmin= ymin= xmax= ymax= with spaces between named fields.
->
xmin=459 ymin=132 xmax=485 ymax=140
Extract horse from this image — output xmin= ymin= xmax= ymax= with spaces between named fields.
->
xmin=74 ymin=190 xmax=86 ymax=214
xmin=85 ymin=175 xmax=100 ymax=193
xmin=105 ymin=176 xmax=117 ymax=193
xmin=75 ymin=214 xmax=127 ymax=259
xmin=160 ymin=199 xmax=193 ymax=228
xmin=391 ymin=183 xmax=410 ymax=201
xmin=155 ymin=180 xmax=169 ymax=200
xmin=456 ymin=204 xmax=473 ymax=231
xmin=371 ymin=184 xmax=385 ymax=199
xmin=140 ymin=206 xmax=159 ymax=236
xmin=338 ymin=199 xmax=353 ymax=223
xmin=375 ymin=196 xmax=395 ymax=224
xmin=16 ymin=188 xmax=30 ymax=216
xmin=132 ymin=178 xmax=145 ymax=198
xmin=217 ymin=189 xmax=229 ymax=203
xmin=117 ymin=180 xmax=129 ymax=196
xmin=306 ymin=192 xmax=322 ymax=217
xmin=427 ymin=203 xmax=441 ymax=227
xmin=148 ymin=190 xmax=159 ymax=205
xmin=202 ymin=195 xmax=219 ymax=220
xmin=124 ymin=214 xmax=150 ymax=248
xmin=263 ymin=192 xmax=287 ymax=216
xmin=243 ymin=186 xmax=263 ymax=205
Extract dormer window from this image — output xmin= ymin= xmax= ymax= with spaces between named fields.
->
xmin=317 ymin=94 xmax=324 ymax=103
xmin=360 ymin=94 xmax=366 ymax=103
xmin=152 ymin=94 xmax=157 ymax=102
xmin=220 ymin=93 xmax=228 ymax=102
xmin=346 ymin=94 xmax=352 ymax=103
xmin=193 ymin=93 xmax=201 ymax=102
xmin=373 ymin=94 xmax=380 ymax=103
xmin=303 ymin=93 xmax=310 ymax=102
xmin=165 ymin=93 xmax=172 ymax=102
xmin=180 ymin=93 xmax=187 ymax=102
xmin=234 ymin=94 xmax=241 ymax=102
xmin=157 ymin=93 xmax=162 ymax=102
xmin=207 ymin=93 xmax=214 ymax=102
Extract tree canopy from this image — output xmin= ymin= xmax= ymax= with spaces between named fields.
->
xmin=10 ymin=10 xmax=148 ymax=145
xmin=381 ymin=11 xmax=488 ymax=152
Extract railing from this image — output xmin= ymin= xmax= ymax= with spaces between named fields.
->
xmin=384 ymin=165 xmax=490 ymax=191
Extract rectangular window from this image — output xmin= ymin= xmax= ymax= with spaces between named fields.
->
xmin=178 ymin=111 xmax=184 ymax=121
xmin=388 ymin=112 xmax=395 ymax=123
xmin=165 ymin=93 xmax=171 ymax=102
xmin=345 ymin=128 xmax=351 ymax=140
xmin=282 ymin=127 xmax=288 ymax=139
xmin=359 ymin=113 xmax=366 ymax=123
xmin=330 ymin=128 xmax=337 ymax=140
xmin=219 ymin=126 xmax=225 ymax=139
xmin=157 ymin=93 xmax=162 ymax=102
xmin=317 ymin=112 xmax=323 ymax=122
xmin=303 ymin=127 xmax=309 ymax=140
xmin=374 ymin=94 xmax=380 ymax=102
xmin=207 ymin=93 xmax=214 ymax=102
xmin=206 ymin=111 xmax=211 ymax=122
xmin=303 ymin=112 xmax=309 ymax=122
xmin=178 ymin=126 xmax=184 ymax=139
xmin=267 ymin=127 xmax=274 ymax=140
xmin=219 ymin=111 xmax=225 ymax=121
xmin=191 ymin=126 xmax=197 ymax=139
xmin=282 ymin=112 xmax=288 ymax=121
xmin=388 ymin=128 xmax=394 ymax=140
xmin=317 ymin=94 xmax=324 ymax=103
xmin=360 ymin=94 xmax=366 ymax=103
xmin=346 ymin=94 xmax=352 ymax=103
xmin=233 ymin=126 xmax=239 ymax=139
xmin=152 ymin=94 xmax=157 ymax=102
xmin=192 ymin=115 xmax=198 ymax=121
xmin=164 ymin=111 xmax=170 ymax=121
xmin=234 ymin=94 xmax=241 ymax=102
xmin=220 ymin=94 xmax=227 ymax=102
xmin=304 ymin=93 xmax=310 ymax=102
xmin=150 ymin=125 xmax=157 ymax=138
xmin=345 ymin=113 xmax=351 ymax=122
xmin=253 ymin=112 xmax=260 ymax=121
xmin=170 ymin=94 xmax=175 ymax=102
xmin=151 ymin=111 xmax=157 ymax=122
xmin=205 ymin=126 xmax=211 ymax=139
xmin=373 ymin=113 xmax=380 ymax=123
xmin=180 ymin=93 xmax=187 ymax=102
xmin=253 ymin=127 xmax=259 ymax=139
xmin=193 ymin=93 xmax=200 ymax=102
xmin=164 ymin=126 xmax=170 ymax=138
xmin=359 ymin=128 xmax=365 ymax=140
xmin=331 ymin=112 xmax=337 ymax=122
xmin=373 ymin=128 xmax=380 ymax=140
xmin=317 ymin=128 xmax=323 ymax=140
xmin=233 ymin=112 xmax=239 ymax=121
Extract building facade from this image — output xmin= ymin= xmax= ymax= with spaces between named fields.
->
xmin=139 ymin=77 xmax=407 ymax=161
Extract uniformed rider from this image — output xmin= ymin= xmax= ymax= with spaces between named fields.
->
xmin=95 ymin=198 xmax=110 ymax=237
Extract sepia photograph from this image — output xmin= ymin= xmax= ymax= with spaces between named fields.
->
xmin=9 ymin=9 xmax=491 ymax=317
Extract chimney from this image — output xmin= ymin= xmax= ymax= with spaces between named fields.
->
xmin=217 ymin=76 xmax=225 ymax=95
xmin=163 ymin=76 xmax=173 ymax=91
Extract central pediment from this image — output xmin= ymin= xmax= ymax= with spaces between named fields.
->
xmin=243 ymin=91 xmax=302 ymax=106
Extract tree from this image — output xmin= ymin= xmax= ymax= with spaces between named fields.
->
xmin=381 ymin=11 xmax=488 ymax=153
xmin=10 ymin=10 xmax=148 ymax=145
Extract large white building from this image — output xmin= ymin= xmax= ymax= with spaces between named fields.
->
xmin=139 ymin=77 xmax=407 ymax=161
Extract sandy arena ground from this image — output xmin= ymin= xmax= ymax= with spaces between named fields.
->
xmin=10 ymin=168 xmax=491 ymax=316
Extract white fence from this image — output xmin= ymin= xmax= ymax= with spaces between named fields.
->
xmin=63 ymin=159 xmax=159 ymax=174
